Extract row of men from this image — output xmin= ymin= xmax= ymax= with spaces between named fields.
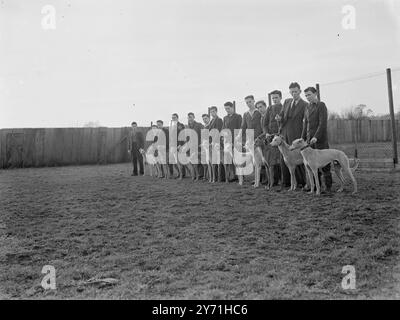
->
xmin=128 ymin=82 xmax=332 ymax=191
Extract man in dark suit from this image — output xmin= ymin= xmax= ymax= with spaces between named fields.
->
xmin=264 ymin=90 xmax=283 ymax=185
xmin=128 ymin=121 xmax=144 ymax=176
xmin=302 ymin=87 xmax=332 ymax=192
xmin=208 ymin=106 xmax=224 ymax=181
xmin=187 ymin=112 xmax=204 ymax=179
xmin=169 ymin=113 xmax=186 ymax=178
xmin=222 ymin=102 xmax=242 ymax=182
xmin=222 ymin=102 xmax=242 ymax=137
xmin=208 ymin=106 xmax=224 ymax=131
xmin=156 ymin=120 xmax=169 ymax=177
xmin=276 ymin=82 xmax=307 ymax=189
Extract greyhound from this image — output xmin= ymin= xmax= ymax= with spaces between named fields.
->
xmin=270 ymin=135 xmax=306 ymax=191
xmin=139 ymin=146 xmax=159 ymax=177
xmin=200 ymin=140 xmax=217 ymax=183
xmin=186 ymin=149 xmax=200 ymax=181
xmin=224 ymin=141 xmax=255 ymax=186
xmin=169 ymin=145 xmax=184 ymax=179
xmin=289 ymin=138 xmax=359 ymax=195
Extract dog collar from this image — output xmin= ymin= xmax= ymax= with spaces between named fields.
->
xmin=300 ymin=145 xmax=312 ymax=151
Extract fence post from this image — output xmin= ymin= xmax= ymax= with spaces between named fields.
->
xmin=208 ymin=107 xmax=211 ymax=116
xmin=316 ymin=83 xmax=321 ymax=100
xmin=268 ymin=93 xmax=272 ymax=106
xmin=386 ymin=68 xmax=398 ymax=165
xmin=233 ymin=101 xmax=236 ymax=113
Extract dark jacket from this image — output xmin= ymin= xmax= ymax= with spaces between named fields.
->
xmin=278 ymin=98 xmax=307 ymax=143
xmin=208 ymin=116 xmax=223 ymax=131
xmin=223 ymin=113 xmax=242 ymax=138
xmin=128 ymin=130 xmax=144 ymax=151
xmin=302 ymin=101 xmax=329 ymax=149
xmin=264 ymin=103 xmax=283 ymax=135
xmin=187 ymin=120 xmax=204 ymax=145
xmin=241 ymin=109 xmax=263 ymax=138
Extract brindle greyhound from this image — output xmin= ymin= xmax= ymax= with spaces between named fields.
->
xmin=253 ymin=134 xmax=276 ymax=190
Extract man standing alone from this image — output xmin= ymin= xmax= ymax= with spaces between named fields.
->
xmin=128 ymin=121 xmax=144 ymax=176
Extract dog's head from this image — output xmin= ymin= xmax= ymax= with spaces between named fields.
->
xmin=254 ymin=135 xmax=266 ymax=148
xmin=270 ymin=135 xmax=284 ymax=147
xmin=289 ymin=138 xmax=307 ymax=151
xmin=265 ymin=133 xmax=275 ymax=144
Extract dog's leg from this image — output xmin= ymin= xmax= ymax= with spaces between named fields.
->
xmin=224 ymin=164 xmax=230 ymax=183
xmin=311 ymin=167 xmax=321 ymax=195
xmin=288 ymin=166 xmax=296 ymax=191
xmin=333 ymin=165 xmax=345 ymax=192
xmin=238 ymin=173 xmax=243 ymax=186
xmin=188 ymin=163 xmax=195 ymax=180
xmin=217 ymin=163 xmax=223 ymax=183
xmin=305 ymin=165 xmax=314 ymax=194
xmin=193 ymin=164 xmax=199 ymax=181
xmin=267 ymin=164 xmax=274 ymax=190
xmin=203 ymin=165 xmax=208 ymax=181
xmin=163 ymin=164 xmax=168 ymax=179
xmin=340 ymin=156 xmax=358 ymax=194
xmin=212 ymin=164 xmax=217 ymax=183
xmin=253 ymin=165 xmax=260 ymax=188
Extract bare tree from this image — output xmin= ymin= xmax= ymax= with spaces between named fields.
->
xmin=83 ymin=121 xmax=101 ymax=127
xmin=341 ymin=104 xmax=374 ymax=120
xmin=328 ymin=111 xmax=341 ymax=120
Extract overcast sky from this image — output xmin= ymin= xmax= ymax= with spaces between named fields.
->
xmin=1 ymin=0 xmax=399 ymax=128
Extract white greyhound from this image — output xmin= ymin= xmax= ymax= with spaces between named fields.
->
xmin=224 ymin=141 xmax=255 ymax=186
xmin=289 ymin=138 xmax=359 ymax=195
xmin=270 ymin=135 xmax=305 ymax=191
xmin=200 ymin=140 xmax=215 ymax=183
xmin=139 ymin=145 xmax=159 ymax=177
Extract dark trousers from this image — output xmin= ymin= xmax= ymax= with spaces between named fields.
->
xmin=169 ymin=164 xmax=186 ymax=177
xmin=280 ymin=155 xmax=306 ymax=187
xmin=317 ymin=163 xmax=333 ymax=190
xmin=273 ymin=164 xmax=281 ymax=185
xmin=131 ymin=148 xmax=144 ymax=175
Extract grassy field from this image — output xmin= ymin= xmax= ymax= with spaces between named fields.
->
xmin=0 ymin=163 xmax=399 ymax=299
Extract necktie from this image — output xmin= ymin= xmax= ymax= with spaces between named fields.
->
xmin=289 ymin=100 xmax=295 ymax=117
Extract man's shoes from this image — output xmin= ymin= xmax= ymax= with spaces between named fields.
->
xmin=131 ymin=172 xmax=138 ymax=176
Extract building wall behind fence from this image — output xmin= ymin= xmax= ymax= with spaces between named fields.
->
xmin=0 ymin=120 xmax=399 ymax=168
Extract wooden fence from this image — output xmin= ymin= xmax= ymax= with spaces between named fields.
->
xmin=0 ymin=119 xmax=399 ymax=169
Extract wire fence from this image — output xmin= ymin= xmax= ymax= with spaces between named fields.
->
xmin=319 ymin=68 xmax=400 ymax=169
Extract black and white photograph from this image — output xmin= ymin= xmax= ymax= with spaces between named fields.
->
xmin=0 ymin=0 xmax=400 ymax=305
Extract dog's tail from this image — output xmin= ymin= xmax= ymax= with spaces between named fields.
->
xmin=351 ymin=158 xmax=360 ymax=172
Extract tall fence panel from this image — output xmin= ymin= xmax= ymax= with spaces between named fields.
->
xmin=0 ymin=127 xmax=150 ymax=169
